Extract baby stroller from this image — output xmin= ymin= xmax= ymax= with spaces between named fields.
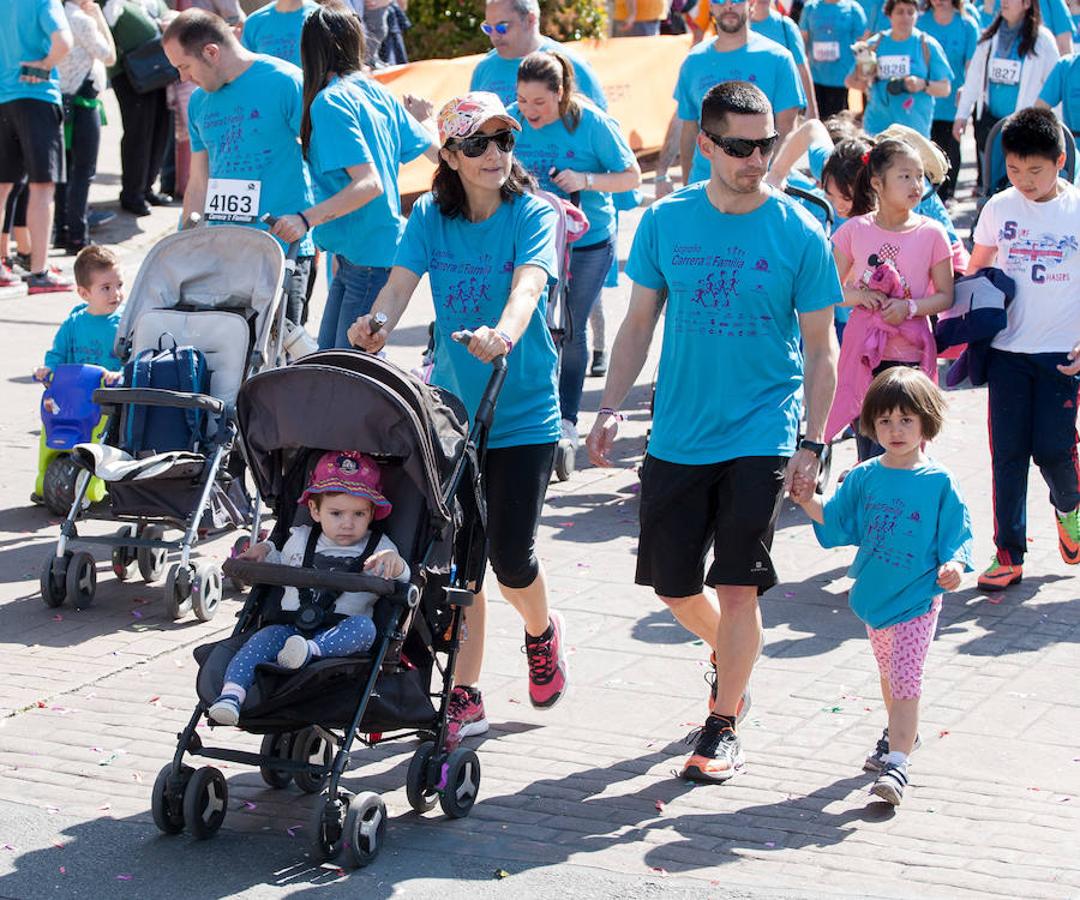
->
xmin=38 ymin=226 xmax=288 ymax=620
xmin=150 ymin=348 xmax=500 ymax=867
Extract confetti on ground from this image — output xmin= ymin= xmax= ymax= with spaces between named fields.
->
xmin=243 ymin=801 xmax=257 ymax=811
xmin=938 ymin=730 xmax=949 ymax=738
xmin=494 ymin=869 xmax=510 ymax=879
xmin=653 ymin=799 xmax=664 ymax=811
xmin=821 ymin=706 xmax=842 ymax=713
xmin=987 ymin=596 xmax=1003 ymax=605
xmin=98 ymin=803 xmax=111 ymax=811
xmin=286 ymin=824 xmax=303 ymax=837
xmin=557 ymin=521 xmax=575 ymax=527
xmin=2 ymin=844 xmax=15 ymax=851
xmin=783 ymin=592 xmax=795 ymax=598
xmin=1055 ymin=796 xmax=1071 ymax=803
xmin=98 ymin=752 xmax=120 ymax=766
xmin=132 ymin=597 xmax=149 ymax=605
xmin=52 ymin=615 xmax=63 ymax=622
xmin=91 ymin=747 xmax=104 ymax=753
xmin=132 ymin=772 xmax=142 ymax=783
xmin=46 ymin=807 xmax=60 ymax=814
xmin=650 ymin=867 xmax=667 ymax=876
xmin=148 ymin=696 xmax=160 ymax=704
xmin=765 ymin=841 xmax=776 ymax=848
xmin=53 ymin=842 xmax=64 ymax=850
xmin=116 ymin=874 xmax=132 ymax=881
xmin=59 ymin=867 xmax=66 ymax=874
xmin=131 ymin=611 xmax=142 ymax=619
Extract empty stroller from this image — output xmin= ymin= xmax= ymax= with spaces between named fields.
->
xmin=150 ymin=349 xmax=501 ymax=867
xmin=38 ymin=226 xmax=288 ymax=620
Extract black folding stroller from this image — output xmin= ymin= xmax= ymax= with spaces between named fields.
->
xmin=150 ymin=349 xmax=503 ymax=867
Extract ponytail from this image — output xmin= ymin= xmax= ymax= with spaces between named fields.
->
xmin=517 ymin=49 xmax=583 ymax=132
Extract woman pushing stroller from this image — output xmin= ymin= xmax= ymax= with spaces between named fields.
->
xmin=209 ymin=450 xmax=410 ymax=725
xmin=349 ymin=92 xmax=569 ymax=745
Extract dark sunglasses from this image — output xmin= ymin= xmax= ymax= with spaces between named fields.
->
xmin=451 ymin=130 xmax=516 ymax=158
xmin=701 ymin=129 xmax=780 ymax=159
xmin=480 ymin=21 xmax=510 ymax=34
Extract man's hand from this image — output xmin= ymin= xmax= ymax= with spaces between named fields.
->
xmin=104 ymin=371 xmax=123 ymax=385
xmin=364 ymin=548 xmax=405 ymax=579
xmin=788 ymin=471 xmax=816 ymax=505
xmin=937 ymin=560 xmax=963 ymax=591
xmin=783 ymin=448 xmax=820 ymax=496
xmin=854 ymin=288 xmax=887 ymax=309
xmin=270 ymin=214 xmax=308 ymax=244
xmin=586 ymin=412 xmax=619 ymax=467
xmin=903 ymin=75 xmax=925 ymax=93
xmin=453 ymin=325 xmax=506 ymax=363
xmin=348 ymin=314 xmax=389 ymax=352
xmin=19 ymin=60 xmax=51 ymax=83
xmin=1057 ymin=341 xmax=1080 ymax=376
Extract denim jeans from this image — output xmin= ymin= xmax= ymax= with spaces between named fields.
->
xmin=559 ymin=238 xmax=616 ymax=425
xmin=317 ymin=258 xmax=391 ymax=349
xmin=55 ymin=88 xmax=101 ymax=246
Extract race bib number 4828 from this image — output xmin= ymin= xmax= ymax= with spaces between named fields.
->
xmin=204 ymin=178 xmax=261 ymax=223
xmin=876 ymin=54 xmax=911 ymax=79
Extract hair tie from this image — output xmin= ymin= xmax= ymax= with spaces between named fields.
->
xmin=861 ymin=151 xmax=871 ymax=165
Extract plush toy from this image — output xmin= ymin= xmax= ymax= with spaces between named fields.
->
xmin=851 ymin=40 xmax=878 ymax=79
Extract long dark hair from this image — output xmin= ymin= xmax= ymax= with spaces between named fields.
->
xmin=432 ymin=152 xmax=537 ymax=220
xmin=850 ymin=138 xmax=922 ymax=215
xmin=979 ymin=0 xmax=1041 ymax=58
xmin=299 ymin=6 xmax=366 ymax=158
xmin=821 ymin=136 xmax=874 ymax=210
xmin=517 ymin=50 xmax=583 ymax=132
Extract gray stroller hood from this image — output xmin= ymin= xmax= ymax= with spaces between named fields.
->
xmin=236 ymin=351 xmax=474 ymax=546
xmin=113 ymin=226 xmax=285 ymax=366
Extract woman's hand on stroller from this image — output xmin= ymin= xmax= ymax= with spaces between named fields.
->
xmin=348 ymin=314 xmax=389 ymax=353
xmin=364 ymin=548 xmax=405 ymax=579
xmin=269 ymin=214 xmax=309 ymax=244
xmin=237 ymin=541 xmax=271 ymax=562
xmin=452 ymin=326 xmax=507 ymax=363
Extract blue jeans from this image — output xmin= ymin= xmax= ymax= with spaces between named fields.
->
xmin=317 ymin=258 xmax=391 ymax=350
xmin=559 ymin=238 xmax=616 ymax=425
xmin=222 ymin=616 xmax=377 ymax=691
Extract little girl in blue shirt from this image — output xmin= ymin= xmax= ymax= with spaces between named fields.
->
xmin=791 ymin=367 xmax=973 ymax=806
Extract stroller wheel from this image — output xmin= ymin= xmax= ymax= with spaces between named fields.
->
xmin=258 ymin=733 xmax=293 ymax=789
xmin=151 ymin=763 xmax=193 ymax=835
xmin=438 ymin=748 xmax=481 ymax=819
xmin=310 ymin=790 xmax=352 ymax=862
xmin=164 ymin=563 xmax=194 ymax=620
xmin=291 ymin=727 xmax=333 ymax=794
xmin=39 ymin=552 xmax=71 ymax=608
xmin=64 ymin=551 xmax=97 ymax=610
xmin=112 ymin=525 xmax=138 ymax=582
xmin=182 ymin=766 xmax=228 ymax=840
xmin=137 ymin=525 xmax=168 ymax=582
xmin=406 ymin=741 xmax=439 ymax=813
xmin=344 ymin=792 xmax=387 ymax=868
xmin=554 ymin=441 xmax=575 ymax=482
xmin=42 ymin=455 xmax=81 ymax=517
xmin=191 ymin=563 xmax=223 ymax=622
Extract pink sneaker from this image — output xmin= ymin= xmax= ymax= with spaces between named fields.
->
xmin=524 ymin=612 xmax=568 ymax=709
xmin=445 ymin=685 xmax=488 ymax=749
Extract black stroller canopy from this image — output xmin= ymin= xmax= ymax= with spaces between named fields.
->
xmin=236 ymin=351 xmax=470 ymax=526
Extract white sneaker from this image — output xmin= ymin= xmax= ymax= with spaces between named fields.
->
xmin=560 ymin=418 xmax=580 ymax=450
xmin=276 ymin=634 xmax=312 ymax=669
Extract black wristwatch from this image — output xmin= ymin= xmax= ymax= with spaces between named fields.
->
xmin=799 ymin=439 xmax=826 ymax=458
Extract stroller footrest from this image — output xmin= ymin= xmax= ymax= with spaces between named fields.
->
xmin=191 ymin=743 xmax=327 ymax=774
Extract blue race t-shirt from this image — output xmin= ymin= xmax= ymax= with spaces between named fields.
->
xmin=0 ymin=0 xmax=67 ymax=105
xmin=918 ymin=10 xmax=980 ymax=121
xmin=308 ymin=73 xmax=431 ymax=266
xmin=1040 ymin=54 xmax=1080 ymax=132
xmin=987 ymin=29 xmax=1023 ymax=118
xmin=625 ymin=183 xmax=841 ymax=465
xmin=813 ymin=458 xmax=974 ymax=629
xmin=393 ymin=192 xmax=561 ymax=449
xmin=470 ymin=36 xmax=608 ymax=110
xmin=44 ymin=304 xmax=123 ymax=370
xmin=188 ymin=55 xmax=314 ymax=255
xmin=240 ymin=0 xmax=318 ymax=68
xmin=675 ymin=33 xmax=806 ymax=184
xmin=860 ymin=30 xmax=953 ymax=136
xmin=800 ymin=0 xmax=868 ymax=88
xmin=751 ymin=8 xmax=808 ymax=65
xmin=507 ymin=100 xmax=636 ymax=247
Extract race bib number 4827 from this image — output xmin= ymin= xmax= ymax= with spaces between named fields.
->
xmin=876 ymin=54 xmax=911 ymax=79
xmin=204 ymin=178 xmax=261 ymax=223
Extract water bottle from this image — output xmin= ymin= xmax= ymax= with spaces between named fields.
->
xmin=282 ymin=320 xmax=319 ymax=360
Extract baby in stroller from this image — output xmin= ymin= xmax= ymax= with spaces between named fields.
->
xmin=209 ymin=450 xmax=410 ymax=725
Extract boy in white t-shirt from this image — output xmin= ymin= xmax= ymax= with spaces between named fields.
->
xmin=968 ymin=107 xmax=1080 ymax=591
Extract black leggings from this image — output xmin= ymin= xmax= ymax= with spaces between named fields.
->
xmin=931 ymin=118 xmax=961 ymax=203
xmin=483 ymin=441 xmax=556 ymax=589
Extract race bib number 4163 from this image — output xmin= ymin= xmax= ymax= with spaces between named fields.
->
xmin=205 ymin=178 xmax=261 ymax=223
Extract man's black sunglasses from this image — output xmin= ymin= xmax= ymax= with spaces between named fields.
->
xmin=701 ymin=129 xmax=780 ymax=159
xmin=450 ymin=130 xmax=516 ymax=158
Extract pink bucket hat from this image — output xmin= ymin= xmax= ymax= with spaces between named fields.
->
xmin=298 ymin=451 xmax=392 ymax=520
xmin=437 ymin=91 xmax=521 ymax=146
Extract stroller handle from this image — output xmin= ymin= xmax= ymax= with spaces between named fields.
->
xmin=222 ymin=558 xmax=399 ymax=597
xmin=259 ymin=213 xmax=302 ymax=263
xmin=451 ymin=330 xmax=508 ymax=432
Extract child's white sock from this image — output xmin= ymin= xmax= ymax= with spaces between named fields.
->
xmin=885 ymin=749 xmax=909 ymax=768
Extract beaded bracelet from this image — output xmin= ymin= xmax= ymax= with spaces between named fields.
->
xmin=598 ymin=407 xmax=625 ymax=421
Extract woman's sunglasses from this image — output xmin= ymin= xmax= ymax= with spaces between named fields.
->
xmin=480 ymin=21 xmax=510 ymax=35
xmin=450 ymin=130 xmax=516 ymax=158
xmin=701 ymin=129 xmax=780 ymax=159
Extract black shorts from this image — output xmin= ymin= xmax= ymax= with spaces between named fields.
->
xmin=484 ymin=441 xmax=556 ymax=590
xmin=0 ymin=99 xmax=64 ymax=184
xmin=636 ymin=454 xmax=788 ymax=598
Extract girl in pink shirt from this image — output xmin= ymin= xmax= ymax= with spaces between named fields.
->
xmin=827 ymin=139 xmax=955 ymax=460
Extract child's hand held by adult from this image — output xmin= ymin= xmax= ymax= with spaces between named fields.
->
xmin=936 ymin=561 xmax=963 ymax=591
xmin=33 ymin=366 xmax=51 ymax=383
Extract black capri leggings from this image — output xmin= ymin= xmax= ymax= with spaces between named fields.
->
xmin=483 ymin=441 xmax=557 ymax=589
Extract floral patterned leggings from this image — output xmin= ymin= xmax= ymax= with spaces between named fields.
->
xmin=865 ymin=596 xmax=943 ymax=701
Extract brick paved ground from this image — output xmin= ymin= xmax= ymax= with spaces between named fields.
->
xmin=0 ymin=100 xmax=1077 ymax=899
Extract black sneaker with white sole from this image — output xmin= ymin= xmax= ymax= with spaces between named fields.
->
xmin=864 ymin=727 xmax=922 ymax=773
xmin=870 ymin=762 xmax=908 ymax=806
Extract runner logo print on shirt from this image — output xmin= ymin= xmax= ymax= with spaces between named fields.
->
xmin=671 ymin=242 xmax=770 ymax=338
xmin=1000 ymin=220 xmax=1078 ymax=284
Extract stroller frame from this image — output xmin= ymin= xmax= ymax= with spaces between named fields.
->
xmin=151 ymin=349 xmax=507 ymax=867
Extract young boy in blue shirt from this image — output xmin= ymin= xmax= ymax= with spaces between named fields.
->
xmin=32 ymin=245 xmax=123 ymax=506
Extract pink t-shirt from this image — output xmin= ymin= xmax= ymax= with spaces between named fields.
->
xmin=832 ymin=213 xmax=951 ymax=361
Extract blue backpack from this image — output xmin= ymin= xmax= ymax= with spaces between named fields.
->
xmin=122 ymin=333 xmax=211 ymax=455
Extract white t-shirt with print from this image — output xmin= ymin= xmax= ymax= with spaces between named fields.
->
xmin=264 ymin=525 xmax=410 ymax=618
xmin=974 ymin=181 xmax=1080 ymax=354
